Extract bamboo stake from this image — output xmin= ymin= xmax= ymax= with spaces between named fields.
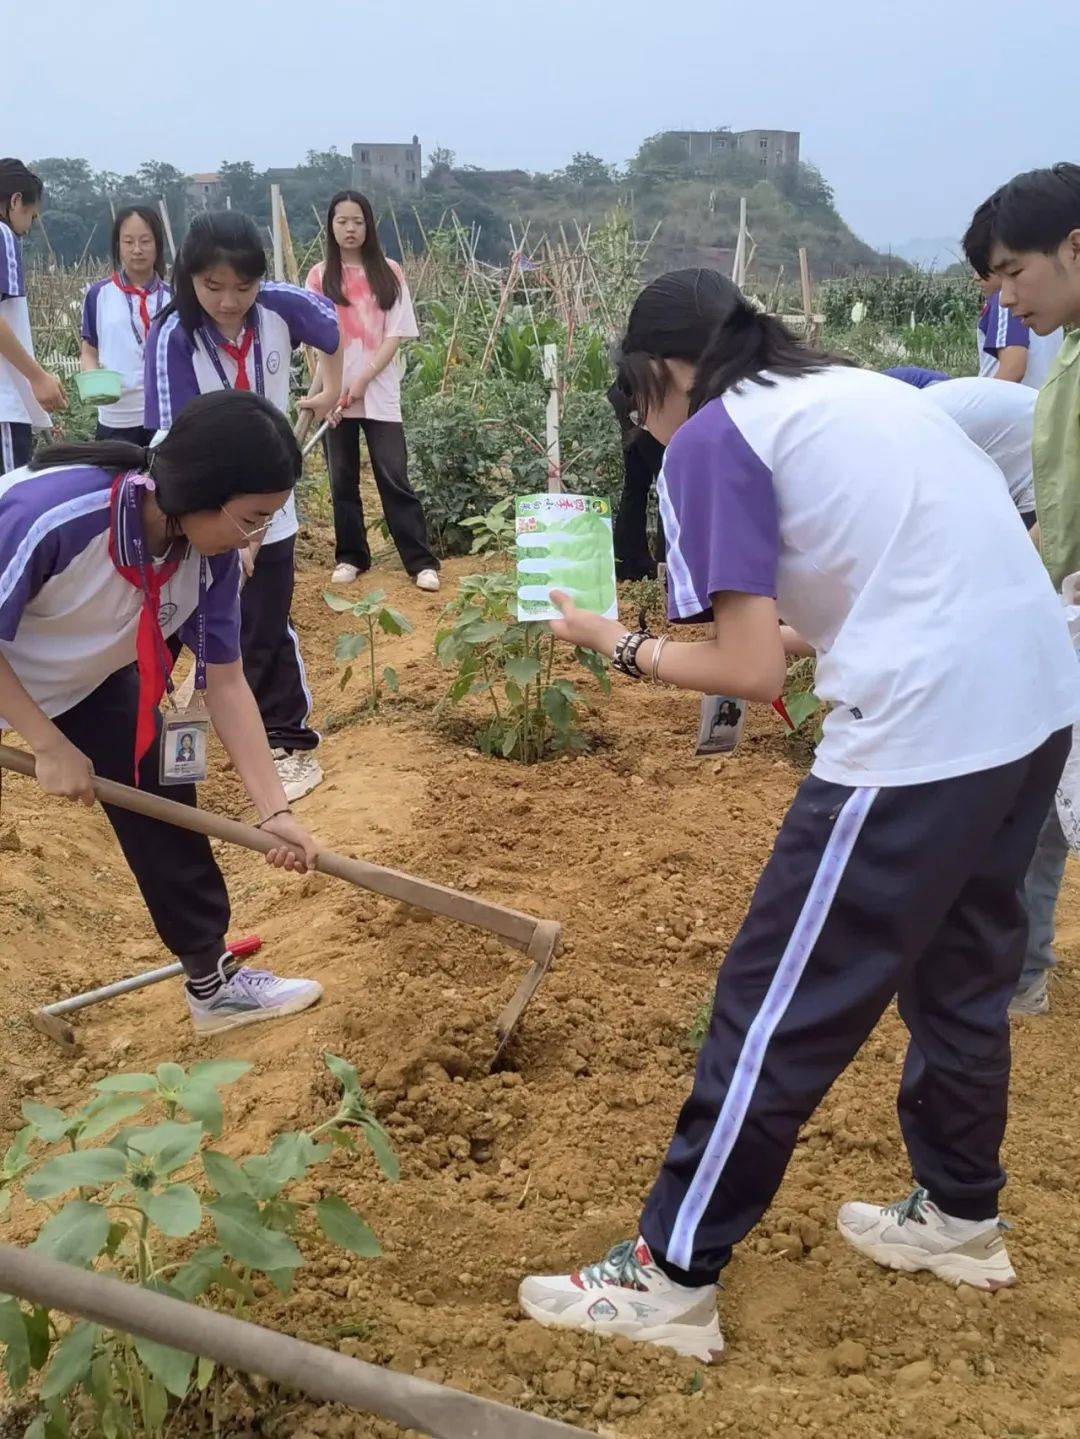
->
xmin=158 ymin=199 xmax=176 ymax=264
xmin=270 ymin=184 xmax=284 ymax=281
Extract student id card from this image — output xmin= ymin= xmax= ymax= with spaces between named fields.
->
xmin=160 ymin=703 xmax=210 ymax=785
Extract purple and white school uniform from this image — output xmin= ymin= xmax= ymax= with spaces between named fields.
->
xmin=145 ymin=282 xmax=338 ymax=546
xmin=635 ymin=365 xmax=1080 ymax=1285
xmin=978 ymin=293 xmax=1063 ymax=389
xmin=82 ymin=273 xmax=170 ymax=435
xmin=0 ymin=463 xmax=238 ymax=971
xmin=144 ymin=282 xmax=339 ymax=756
xmin=0 ymin=219 xmax=48 ymax=474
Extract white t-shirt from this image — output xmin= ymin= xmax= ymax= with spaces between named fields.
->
xmin=81 ymin=274 xmax=171 ymax=428
xmin=659 ymin=365 xmax=1080 ymax=788
xmin=144 ymin=282 xmax=339 ymax=545
xmin=0 ymin=220 xmax=48 ymax=428
xmin=918 ymin=377 xmax=1036 ymax=516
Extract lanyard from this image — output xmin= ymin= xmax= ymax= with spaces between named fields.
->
xmin=108 ymin=473 xmax=208 ymax=783
xmin=200 ymin=314 xmax=265 ymax=397
xmin=111 ymin=272 xmax=160 ymax=345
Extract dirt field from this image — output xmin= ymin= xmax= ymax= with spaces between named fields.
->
xmin=2 ymin=531 xmax=1079 ymax=1439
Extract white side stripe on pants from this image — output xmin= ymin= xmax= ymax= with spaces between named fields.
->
xmin=0 ymin=423 xmax=13 ymax=475
xmin=666 ymin=784 xmax=879 ymax=1272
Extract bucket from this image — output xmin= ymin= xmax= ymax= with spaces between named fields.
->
xmin=75 ymin=369 xmax=124 ymax=404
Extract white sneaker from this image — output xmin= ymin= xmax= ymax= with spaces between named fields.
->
xmin=272 ymin=750 xmax=324 ymax=803
xmin=414 ymin=568 xmax=440 ymax=592
xmin=331 ymin=563 xmax=360 ymax=585
xmin=1009 ymin=971 xmax=1050 ymax=1016
xmin=518 ymin=1238 xmax=724 ymax=1362
xmin=186 ymin=961 xmax=323 ymax=1036
xmin=838 ymin=1188 xmax=1015 ymax=1291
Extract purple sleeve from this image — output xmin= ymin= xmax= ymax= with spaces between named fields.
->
xmin=143 ymin=314 xmax=201 ymax=430
xmin=0 ymin=223 xmax=25 ymax=300
xmin=81 ymin=282 xmax=102 ymax=346
xmin=658 ymin=401 xmax=780 ymax=625
xmin=982 ymin=294 xmax=1030 ymax=355
xmin=176 ymin=551 xmax=241 ymax=663
xmin=0 ymin=470 xmax=110 ymax=640
xmin=257 ymin=281 xmax=340 ymax=354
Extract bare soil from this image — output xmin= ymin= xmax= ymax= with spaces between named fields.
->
xmin=2 ymin=533 xmax=1079 ymax=1439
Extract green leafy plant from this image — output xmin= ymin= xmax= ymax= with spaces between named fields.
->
xmin=435 ymin=571 xmax=609 ymax=762
xmin=324 ymin=589 xmax=413 ymax=714
xmin=782 ymin=655 xmax=823 ymax=746
xmin=460 ymin=496 xmax=515 ymax=556
xmin=0 ymin=1054 xmax=395 ymax=1438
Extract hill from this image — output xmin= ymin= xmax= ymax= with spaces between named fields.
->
xmin=25 ymin=137 xmax=895 ymax=283
xmin=401 ymin=140 xmax=896 ymax=283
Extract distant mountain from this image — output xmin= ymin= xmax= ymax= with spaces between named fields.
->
xmin=878 ymin=237 xmax=964 ymax=272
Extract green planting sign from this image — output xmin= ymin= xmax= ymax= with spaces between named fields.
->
xmin=515 ymin=493 xmax=618 ymax=622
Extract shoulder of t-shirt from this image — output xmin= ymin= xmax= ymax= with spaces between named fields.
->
xmin=304 ymin=262 xmax=325 ymax=293
xmin=257 ymin=280 xmax=338 ymax=343
xmin=83 ymin=277 xmax=110 ymax=304
xmin=0 ymin=465 xmax=112 ymax=556
xmin=0 ymin=220 xmax=25 ymax=298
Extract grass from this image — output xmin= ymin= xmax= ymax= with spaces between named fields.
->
xmin=823 ymin=319 xmax=977 ymax=376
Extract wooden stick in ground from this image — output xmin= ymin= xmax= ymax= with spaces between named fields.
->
xmin=158 ymin=199 xmax=177 ymax=264
xmin=276 ymin=190 xmax=318 ymax=384
xmin=799 ymin=246 xmax=814 ymax=337
xmin=0 ymin=1247 xmax=585 ymax=1439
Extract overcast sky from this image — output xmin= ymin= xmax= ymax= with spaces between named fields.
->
xmin=7 ymin=0 xmax=1077 ymax=253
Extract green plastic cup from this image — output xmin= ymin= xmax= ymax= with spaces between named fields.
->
xmin=75 ymin=369 xmax=124 ymax=404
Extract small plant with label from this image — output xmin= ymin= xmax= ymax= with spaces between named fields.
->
xmin=324 ymin=590 xmax=413 ymax=715
xmin=0 ymin=1054 xmax=395 ymax=1438
xmin=435 ymin=571 xmax=609 ymax=763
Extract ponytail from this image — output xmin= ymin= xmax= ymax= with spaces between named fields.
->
xmin=615 ymin=267 xmax=851 ymax=419
xmin=0 ymin=158 xmax=43 ymax=221
xmin=30 ymin=391 xmax=300 ymax=516
xmin=31 ymin=437 xmax=150 ymax=475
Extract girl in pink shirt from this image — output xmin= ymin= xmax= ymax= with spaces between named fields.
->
xmin=306 ymin=191 xmax=439 ymax=591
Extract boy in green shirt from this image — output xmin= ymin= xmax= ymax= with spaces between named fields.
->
xmin=964 ymin=162 xmax=1080 ymax=1014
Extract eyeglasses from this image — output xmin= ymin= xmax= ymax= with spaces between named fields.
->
xmin=220 ymin=507 xmax=274 ymax=543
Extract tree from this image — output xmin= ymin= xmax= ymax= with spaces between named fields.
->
xmin=303 ymin=148 xmax=352 ymax=190
xmin=218 ymin=160 xmax=261 ymax=213
xmin=427 ymin=145 xmax=456 ymax=174
xmin=32 ymin=157 xmax=96 ymax=209
xmin=562 ymin=152 xmax=614 ymax=187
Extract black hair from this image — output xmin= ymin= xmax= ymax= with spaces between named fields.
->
xmin=111 ymin=205 xmax=167 ymax=279
xmin=161 ymin=210 xmax=266 ymax=336
xmin=964 ymin=164 xmax=1080 ymax=276
xmin=0 ymin=158 xmax=43 ymax=222
xmin=322 ymin=190 xmax=400 ymax=310
xmin=30 ymin=391 xmax=300 ymax=516
xmin=962 ymin=197 xmax=997 ymax=278
xmin=616 ymin=268 xmax=847 ymax=418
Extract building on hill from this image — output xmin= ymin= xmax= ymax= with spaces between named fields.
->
xmin=664 ymin=128 xmax=800 ymax=174
xmin=186 ymin=173 xmax=224 ymax=210
xmin=351 ymin=137 xmax=422 ymax=193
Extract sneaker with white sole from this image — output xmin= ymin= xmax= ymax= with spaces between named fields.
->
xmin=518 ymin=1238 xmax=724 ymax=1362
xmin=838 ymin=1187 xmax=1015 ymax=1291
xmin=186 ymin=962 xmax=323 ymax=1036
xmin=1009 ymin=971 xmax=1050 ymax=1016
xmin=272 ymin=749 xmax=324 ymax=803
xmin=331 ymin=563 xmax=361 ymax=585
xmin=415 ymin=568 xmax=440 ymax=592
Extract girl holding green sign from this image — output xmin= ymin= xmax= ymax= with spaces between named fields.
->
xmin=519 ymin=268 xmax=1080 ymax=1361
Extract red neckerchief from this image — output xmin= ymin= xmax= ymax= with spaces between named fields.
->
xmin=111 ymin=271 xmax=157 ymax=336
xmin=219 ymin=325 xmax=254 ymax=390
xmin=108 ymin=473 xmax=181 ymax=784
